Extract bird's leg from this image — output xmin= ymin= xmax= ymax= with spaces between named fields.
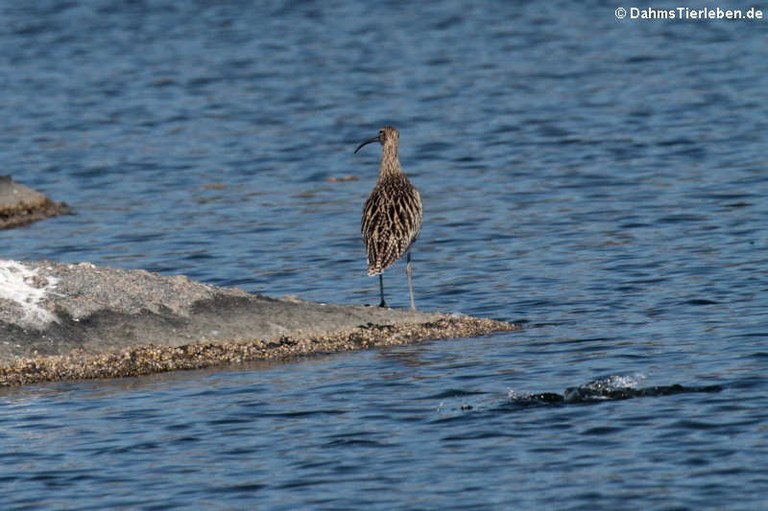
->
xmin=406 ymin=251 xmax=416 ymax=311
xmin=379 ymin=273 xmax=387 ymax=308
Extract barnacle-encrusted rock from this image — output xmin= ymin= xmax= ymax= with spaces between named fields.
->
xmin=0 ymin=176 xmax=70 ymax=229
xmin=0 ymin=260 xmax=520 ymax=386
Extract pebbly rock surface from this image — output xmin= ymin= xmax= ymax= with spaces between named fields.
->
xmin=0 ymin=260 xmax=520 ymax=386
xmin=0 ymin=176 xmax=70 ymax=229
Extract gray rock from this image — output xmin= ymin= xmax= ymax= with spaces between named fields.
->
xmin=0 ymin=176 xmax=70 ymax=229
xmin=0 ymin=260 xmax=519 ymax=386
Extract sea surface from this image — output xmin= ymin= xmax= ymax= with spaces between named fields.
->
xmin=1 ymin=1 xmax=767 ymax=509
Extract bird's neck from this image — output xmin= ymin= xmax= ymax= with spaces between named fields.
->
xmin=379 ymin=146 xmax=401 ymax=178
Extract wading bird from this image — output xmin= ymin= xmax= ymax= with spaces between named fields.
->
xmin=355 ymin=126 xmax=423 ymax=309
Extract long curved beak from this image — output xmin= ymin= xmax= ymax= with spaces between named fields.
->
xmin=354 ymin=134 xmax=381 ymax=154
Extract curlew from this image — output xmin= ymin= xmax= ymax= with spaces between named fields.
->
xmin=355 ymin=126 xmax=423 ymax=310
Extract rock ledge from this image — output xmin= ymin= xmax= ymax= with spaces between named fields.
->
xmin=0 ymin=176 xmax=70 ymax=229
xmin=0 ymin=260 xmax=520 ymax=386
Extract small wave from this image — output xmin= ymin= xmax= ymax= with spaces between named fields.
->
xmin=508 ymin=374 xmax=722 ymax=406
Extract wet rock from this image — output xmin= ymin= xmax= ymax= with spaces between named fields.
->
xmin=0 ymin=176 xmax=70 ymax=229
xmin=0 ymin=260 xmax=520 ymax=386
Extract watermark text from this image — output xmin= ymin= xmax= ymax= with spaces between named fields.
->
xmin=615 ymin=6 xmax=764 ymax=20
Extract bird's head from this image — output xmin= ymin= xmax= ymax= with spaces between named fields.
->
xmin=354 ymin=126 xmax=399 ymax=154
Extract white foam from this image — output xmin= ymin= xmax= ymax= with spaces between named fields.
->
xmin=593 ymin=373 xmax=646 ymax=390
xmin=0 ymin=260 xmax=59 ymax=328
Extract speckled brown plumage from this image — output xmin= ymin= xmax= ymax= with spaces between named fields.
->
xmin=356 ymin=126 xmax=423 ymax=309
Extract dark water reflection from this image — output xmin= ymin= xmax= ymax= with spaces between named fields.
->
xmin=1 ymin=1 xmax=767 ymax=509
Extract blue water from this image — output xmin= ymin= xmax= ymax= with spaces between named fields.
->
xmin=1 ymin=1 xmax=767 ymax=509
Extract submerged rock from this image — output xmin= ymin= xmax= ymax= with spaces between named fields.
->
xmin=0 ymin=176 xmax=70 ymax=229
xmin=0 ymin=260 xmax=520 ymax=386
